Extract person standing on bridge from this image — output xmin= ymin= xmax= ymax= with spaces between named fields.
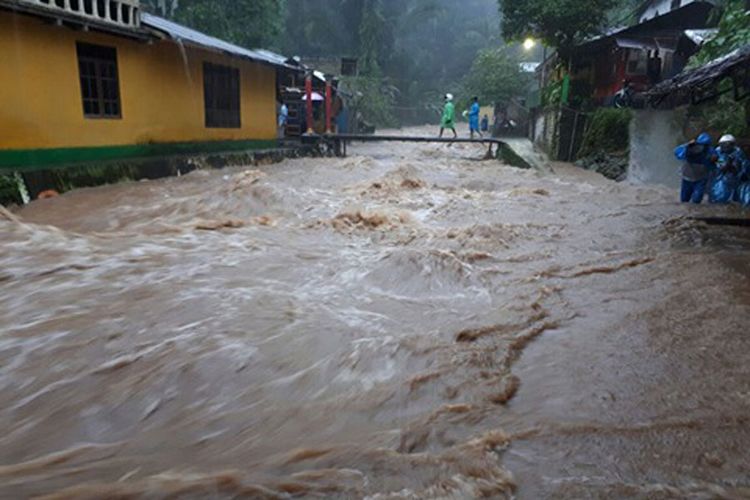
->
xmin=439 ymin=94 xmax=457 ymax=139
xmin=674 ymin=132 xmax=714 ymax=204
xmin=469 ymin=97 xmax=482 ymax=139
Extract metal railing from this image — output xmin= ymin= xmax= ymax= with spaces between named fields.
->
xmin=20 ymin=0 xmax=141 ymax=28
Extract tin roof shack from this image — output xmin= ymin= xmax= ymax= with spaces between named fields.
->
xmin=629 ymin=44 xmax=750 ymax=187
xmin=566 ymin=1 xmax=716 ymax=106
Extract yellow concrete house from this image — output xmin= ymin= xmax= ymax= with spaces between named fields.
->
xmin=0 ymin=0 xmax=290 ymax=172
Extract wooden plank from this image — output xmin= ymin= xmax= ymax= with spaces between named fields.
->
xmin=325 ymin=134 xmax=508 ymax=145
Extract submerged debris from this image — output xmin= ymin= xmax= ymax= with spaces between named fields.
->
xmin=194 ymin=219 xmax=246 ymax=231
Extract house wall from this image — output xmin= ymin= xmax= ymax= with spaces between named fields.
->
xmin=0 ymin=10 xmax=277 ymax=171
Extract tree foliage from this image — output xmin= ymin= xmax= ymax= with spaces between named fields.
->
xmin=460 ymin=47 xmax=529 ymax=107
xmin=690 ymin=0 xmax=750 ymax=67
xmin=498 ymin=0 xmax=617 ymax=49
xmin=606 ymin=0 xmax=644 ymax=27
xmin=142 ymin=0 xmax=287 ymax=50
xmin=285 ymin=0 xmax=502 ymax=107
xmin=688 ymin=0 xmax=750 ymax=137
xmin=577 ymin=108 xmax=632 ymax=158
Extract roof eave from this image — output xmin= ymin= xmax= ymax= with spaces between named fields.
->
xmin=571 ymin=1 xmax=716 ymax=55
xmin=140 ymin=13 xmax=299 ymax=71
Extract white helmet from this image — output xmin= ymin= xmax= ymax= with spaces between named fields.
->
xmin=719 ymin=134 xmax=736 ymax=144
xmin=445 ymin=93 xmax=454 ymax=102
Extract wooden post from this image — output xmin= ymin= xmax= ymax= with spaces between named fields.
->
xmin=305 ymin=72 xmax=314 ymax=135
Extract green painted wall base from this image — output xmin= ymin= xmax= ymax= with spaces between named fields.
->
xmin=0 ymin=139 xmax=278 ymax=172
xmin=1 ymin=143 xmax=302 ymax=205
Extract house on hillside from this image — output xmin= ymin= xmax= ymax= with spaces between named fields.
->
xmin=0 ymin=0 xmax=309 ymax=197
xmin=530 ymin=0 xmax=718 ymax=161
xmin=567 ymin=0 xmax=716 ymax=105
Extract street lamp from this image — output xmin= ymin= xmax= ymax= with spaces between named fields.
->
xmin=523 ymin=37 xmax=537 ymax=51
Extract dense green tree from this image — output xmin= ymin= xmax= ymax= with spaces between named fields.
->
xmin=358 ymin=0 xmax=387 ymax=75
xmin=689 ymin=0 xmax=750 ymax=137
xmin=142 ymin=0 xmax=177 ymax=17
xmin=285 ymin=0 xmax=501 ymax=106
xmin=497 ymin=0 xmax=617 ymax=49
xmin=142 ymin=0 xmax=287 ymax=50
xmin=606 ymin=0 xmax=644 ymax=27
xmin=690 ymin=0 xmax=750 ymax=66
xmin=461 ymin=47 xmax=530 ymax=106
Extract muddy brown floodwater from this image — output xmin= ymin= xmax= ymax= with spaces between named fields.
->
xmin=1 ymin=129 xmax=750 ymax=499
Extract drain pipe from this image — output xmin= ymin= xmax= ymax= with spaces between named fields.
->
xmin=14 ymin=172 xmax=30 ymax=205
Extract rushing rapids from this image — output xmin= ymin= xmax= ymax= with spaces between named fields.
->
xmin=1 ymin=131 xmax=749 ymax=498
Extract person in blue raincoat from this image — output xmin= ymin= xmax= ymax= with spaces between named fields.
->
xmin=709 ymin=134 xmax=749 ymax=204
xmin=674 ymin=132 xmax=714 ymax=204
xmin=736 ymin=143 xmax=750 ymax=207
xmin=469 ymin=97 xmax=482 ymax=139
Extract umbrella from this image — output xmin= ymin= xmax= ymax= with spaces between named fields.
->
xmin=301 ymin=92 xmax=325 ymax=102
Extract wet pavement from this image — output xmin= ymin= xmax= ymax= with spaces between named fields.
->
xmin=1 ymin=130 xmax=749 ymax=498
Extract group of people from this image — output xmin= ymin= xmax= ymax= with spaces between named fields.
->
xmin=438 ymin=94 xmax=489 ymax=139
xmin=675 ymin=133 xmax=750 ymax=206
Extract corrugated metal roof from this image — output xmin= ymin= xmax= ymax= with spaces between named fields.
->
xmin=647 ymin=44 xmax=750 ymax=105
xmin=254 ymin=51 xmax=328 ymax=80
xmin=684 ymin=28 xmax=718 ymax=45
xmin=141 ymin=13 xmax=295 ymax=69
xmin=572 ymin=1 xmax=715 ymax=54
xmin=252 ymin=49 xmax=290 ymax=66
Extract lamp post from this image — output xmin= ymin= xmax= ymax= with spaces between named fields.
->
xmin=523 ymin=37 xmax=547 ymax=106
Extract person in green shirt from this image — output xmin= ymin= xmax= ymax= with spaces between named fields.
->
xmin=439 ymin=93 xmax=457 ymax=139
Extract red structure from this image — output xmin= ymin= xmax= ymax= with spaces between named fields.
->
xmin=325 ymin=79 xmax=333 ymax=133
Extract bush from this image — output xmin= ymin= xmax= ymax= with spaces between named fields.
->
xmin=577 ymin=107 xmax=632 ymax=158
xmin=689 ymin=0 xmax=750 ymax=68
xmin=0 ymin=174 xmax=23 ymax=206
xmin=684 ymin=1 xmax=750 ymax=137
xmin=694 ymin=80 xmax=749 ymax=138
